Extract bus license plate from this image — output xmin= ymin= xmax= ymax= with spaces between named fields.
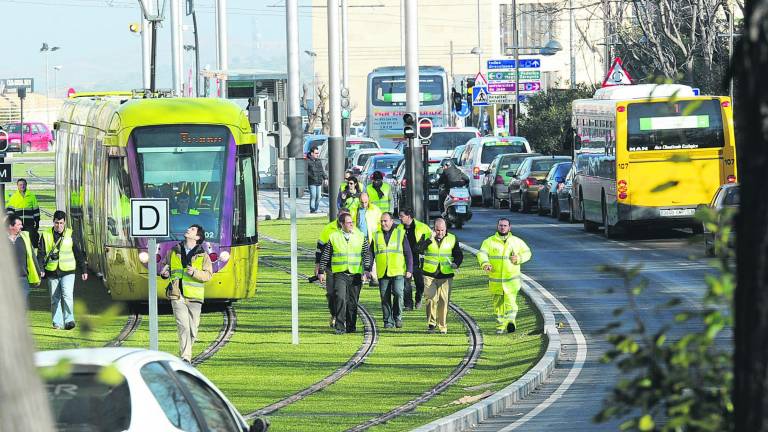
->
xmin=429 ymin=194 xmax=438 ymax=200
xmin=659 ymin=208 xmax=695 ymax=217
xmin=456 ymin=205 xmax=467 ymax=213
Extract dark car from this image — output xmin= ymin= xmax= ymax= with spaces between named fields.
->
xmin=537 ymin=161 xmax=573 ymax=217
xmin=555 ymin=164 xmax=579 ymax=222
xmin=703 ymin=183 xmax=739 ymax=256
xmin=508 ymin=155 xmax=570 ymax=213
xmin=392 ymin=158 xmax=441 ymax=214
xmin=481 ymin=153 xmax=542 ymax=209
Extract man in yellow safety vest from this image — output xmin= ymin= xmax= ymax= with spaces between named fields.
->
xmin=7 ymin=214 xmax=42 ymax=299
xmin=6 ymin=178 xmax=41 ymax=246
xmin=477 ymin=217 xmax=532 ymax=334
xmin=370 ymin=212 xmax=413 ymax=329
xmin=38 ymin=211 xmax=88 ymax=329
xmin=398 ymin=208 xmax=432 ymax=310
xmin=421 ymin=218 xmax=463 ymax=334
xmin=366 ymin=171 xmax=391 ymax=212
xmin=161 ymin=224 xmax=213 ymax=363
xmin=318 ymin=213 xmax=371 ymax=335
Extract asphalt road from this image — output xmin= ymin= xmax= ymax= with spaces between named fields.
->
xmin=441 ymin=205 xmax=717 ymax=431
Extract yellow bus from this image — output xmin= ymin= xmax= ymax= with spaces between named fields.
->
xmin=569 ymin=84 xmax=737 ymax=237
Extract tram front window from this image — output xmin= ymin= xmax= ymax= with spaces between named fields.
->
xmin=133 ymin=126 xmax=229 ymax=241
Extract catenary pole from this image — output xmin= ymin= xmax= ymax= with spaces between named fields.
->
xmin=170 ymin=0 xmax=183 ymax=95
xmin=328 ymin=0 xmax=342 ymax=221
xmin=141 ymin=16 xmax=152 ymax=89
xmin=286 ymin=0 xmax=301 ymax=345
xmin=217 ymin=0 xmax=228 ymax=97
xmin=405 ymin=0 xmax=424 ymax=220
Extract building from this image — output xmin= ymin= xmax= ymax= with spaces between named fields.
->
xmin=310 ymin=0 xmax=608 ymax=123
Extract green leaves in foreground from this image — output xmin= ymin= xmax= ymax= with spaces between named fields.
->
xmin=594 ymin=206 xmax=735 ymax=431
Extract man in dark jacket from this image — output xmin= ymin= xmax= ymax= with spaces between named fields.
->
xmin=307 ymin=145 xmax=327 ymax=213
xmin=437 ymin=160 xmax=469 ymax=212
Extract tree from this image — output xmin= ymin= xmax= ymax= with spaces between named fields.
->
xmin=301 ymin=81 xmax=330 ymax=134
xmin=733 ymin=0 xmax=768 ymax=427
xmin=0 ymin=241 xmax=54 ymax=431
xmin=518 ymin=84 xmax=595 ymax=155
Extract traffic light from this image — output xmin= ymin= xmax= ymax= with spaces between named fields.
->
xmin=451 ymin=87 xmax=463 ymax=112
xmin=341 ymin=87 xmax=351 ymax=119
xmin=465 ymin=78 xmax=475 ymax=108
xmin=403 ymin=112 xmax=417 ymax=139
xmin=418 ymin=118 xmax=433 ymax=140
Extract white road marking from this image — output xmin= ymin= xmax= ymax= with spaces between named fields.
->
xmin=497 ymin=274 xmax=588 ymax=431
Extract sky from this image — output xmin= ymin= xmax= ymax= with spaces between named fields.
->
xmin=0 ymin=0 xmax=313 ymax=96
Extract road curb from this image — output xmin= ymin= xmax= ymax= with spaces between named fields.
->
xmin=412 ymin=242 xmax=561 ymax=432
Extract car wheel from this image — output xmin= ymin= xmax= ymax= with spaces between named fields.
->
xmin=520 ymin=193 xmax=530 ymax=213
xmin=602 ymin=199 xmax=617 ymax=238
xmin=508 ymin=191 xmax=517 ymax=212
xmin=537 ymin=199 xmax=547 ymax=216
xmin=492 ymin=190 xmax=500 ymax=209
xmin=551 ymin=196 xmax=560 ymax=219
xmin=567 ymin=198 xmax=575 ymax=223
xmin=23 ymin=142 xmax=31 ymax=153
xmin=482 ymin=188 xmax=491 ymax=207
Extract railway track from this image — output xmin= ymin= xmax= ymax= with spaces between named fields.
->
xmin=105 ymin=311 xmax=142 ymax=347
xmin=346 ymin=302 xmax=483 ymax=431
xmin=244 ymin=237 xmax=379 ymax=420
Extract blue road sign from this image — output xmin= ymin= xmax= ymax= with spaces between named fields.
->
xmin=456 ymin=100 xmax=471 ymax=118
xmin=487 ymin=58 xmax=541 ymax=70
xmin=472 ymin=86 xmax=489 ymax=106
xmin=692 ymin=87 xmax=700 ymax=96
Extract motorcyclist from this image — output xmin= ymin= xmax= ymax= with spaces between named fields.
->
xmin=437 ymin=159 xmax=469 ymax=213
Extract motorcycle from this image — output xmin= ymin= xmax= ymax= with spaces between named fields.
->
xmin=441 ymin=186 xmax=472 ymax=229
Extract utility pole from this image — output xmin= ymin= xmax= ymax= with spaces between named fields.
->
xmin=286 ymin=0 xmax=302 ymax=345
xmin=327 ymin=0 xmax=343 ymax=221
xmin=569 ymin=0 xmax=576 ymax=89
xmin=170 ymin=0 xmax=183 ymax=95
xmin=341 ymin=0 xmax=351 ymax=137
xmin=405 ymin=0 xmax=424 ymax=221
xmin=141 ymin=15 xmax=152 ymax=89
xmin=217 ymin=0 xmax=228 ymax=98
xmin=513 ymin=0 xmax=520 ymax=135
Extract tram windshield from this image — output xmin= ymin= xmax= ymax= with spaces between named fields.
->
xmin=133 ymin=125 xmax=229 ymax=241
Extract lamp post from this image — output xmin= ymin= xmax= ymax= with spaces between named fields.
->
xmin=40 ymin=43 xmax=60 ymax=126
xmin=53 ymin=65 xmax=62 ymax=98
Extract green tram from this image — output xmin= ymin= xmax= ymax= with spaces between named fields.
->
xmin=54 ymin=93 xmax=259 ymax=301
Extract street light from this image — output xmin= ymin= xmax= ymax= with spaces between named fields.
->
xmin=304 ymin=50 xmax=318 ymax=103
xmin=40 ymin=43 xmax=61 ymax=126
xmin=471 ymin=46 xmax=482 ymax=72
xmin=52 ymin=65 xmax=62 ymax=98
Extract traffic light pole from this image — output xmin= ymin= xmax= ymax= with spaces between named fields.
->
xmin=327 ymin=0 xmax=343 ymax=221
xmin=405 ymin=0 xmax=424 ymax=221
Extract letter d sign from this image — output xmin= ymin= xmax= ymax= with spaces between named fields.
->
xmin=130 ymin=198 xmax=169 ymax=237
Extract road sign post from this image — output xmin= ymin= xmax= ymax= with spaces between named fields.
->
xmin=130 ymin=198 xmax=169 ymax=351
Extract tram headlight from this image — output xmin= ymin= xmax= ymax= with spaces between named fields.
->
xmin=138 ymin=251 xmax=149 ymax=264
xmin=218 ymin=251 xmax=230 ymax=262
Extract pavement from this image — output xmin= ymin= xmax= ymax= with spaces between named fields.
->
xmin=257 ymin=188 xmax=330 ymax=220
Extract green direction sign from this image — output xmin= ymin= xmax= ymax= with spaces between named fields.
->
xmin=487 ymin=71 xmax=541 ymax=81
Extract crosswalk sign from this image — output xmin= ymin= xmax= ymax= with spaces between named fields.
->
xmin=472 ymin=86 xmax=489 ymax=106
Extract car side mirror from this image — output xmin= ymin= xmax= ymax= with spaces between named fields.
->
xmin=249 ymin=417 xmax=270 ymax=432
xmin=107 ymin=217 xmax=119 ymax=236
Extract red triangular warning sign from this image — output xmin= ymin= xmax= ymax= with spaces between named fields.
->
xmin=602 ymin=58 xmax=633 ymax=88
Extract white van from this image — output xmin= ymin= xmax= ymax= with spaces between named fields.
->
xmin=427 ymin=127 xmax=481 ymax=162
xmin=460 ymin=136 xmax=533 ymax=199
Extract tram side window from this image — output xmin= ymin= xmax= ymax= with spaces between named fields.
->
xmin=106 ymin=157 xmax=132 ymax=246
xmin=233 ymin=145 xmax=258 ymax=245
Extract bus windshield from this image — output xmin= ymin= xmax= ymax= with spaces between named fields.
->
xmin=371 ymin=75 xmax=444 ymax=106
xmin=429 ymin=132 xmax=477 ymax=151
xmin=133 ymin=125 xmax=229 ymax=241
xmin=627 ymin=99 xmax=725 ymax=151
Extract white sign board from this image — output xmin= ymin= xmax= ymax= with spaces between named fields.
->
xmin=130 ymin=198 xmax=169 ymax=238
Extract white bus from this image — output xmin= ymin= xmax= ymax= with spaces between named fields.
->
xmin=366 ymin=66 xmax=450 ymax=149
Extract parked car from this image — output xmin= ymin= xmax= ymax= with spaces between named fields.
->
xmin=554 ymin=164 xmax=579 ymax=222
xmin=450 ymin=144 xmax=467 ymax=167
xmin=508 ymin=155 xmax=571 ymax=213
xmin=459 ymin=136 xmax=534 ymax=201
xmin=536 ymin=161 xmax=573 ymax=217
xmin=427 ymin=127 xmax=481 ymax=162
xmin=480 ymin=153 xmax=542 ymax=208
xmin=703 ymin=183 xmax=739 ymax=256
xmin=392 ymin=158 xmax=442 ymax=214
xmin=303 ymin=134 xmax=328 ymax=156
xmin=349 ymin=148 xmax=400 ymax=175
xmin=5 ymin=121 xmax=53 ymax=152
xmin=318 ymin=136 xmax=380 ymax=170
xmin=360 ymin=154 xmax=404 ymax=210
xmin=36 ymin=347 xmax=268 ymax=432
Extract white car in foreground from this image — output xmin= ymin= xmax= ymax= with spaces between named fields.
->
xmin=36 ymin=347 xmax=268 ymax=432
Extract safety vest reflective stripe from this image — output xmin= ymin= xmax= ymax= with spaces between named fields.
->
xmin=171 ymin=209 xmax=200 ymax=215
xmin=42 ymin=228 xmax=76 ymax=272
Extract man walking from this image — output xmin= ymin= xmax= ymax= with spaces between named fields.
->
xmin=306 ymin=145 xmax=327 ymax=213
xmin=315 ymin=208 xmax=351 ymax=328
xmin=7 ymin=178 xmax=41 ymax=246
xmin=366 ymin=171 xmax=391 ymax=212
xmin=160 ymin=224 xmax=212 ymax=363
xmin=371 ymin=212 xmax=413 ymax=329
xmin=38 ymin=211 xmax=88 ymax=330
xmin=398 ymin=208 xmax=432 ymax=310
xmin=421 ymin=218 xmax=463 ymax=334
xmin=477 ymin=218 xmax=531 ymax=334
xmin=318 ymin=213 xmax=371 ymax=334
xmin=355 ymin=193 xmax=382 ymax=241
xmin=7 ymin=215 xmax=42 ymax=299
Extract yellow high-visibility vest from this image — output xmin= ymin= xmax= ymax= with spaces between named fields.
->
xmin=42 ymin=228 xmax=76 ymax=272
xmin=373 ymin=227 xmax=405 ymax=278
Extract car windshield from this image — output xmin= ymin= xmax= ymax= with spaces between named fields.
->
xmin=499 ymin=154 xmax=539 ymax=173
xmin=44 ymin=370 xmax=132 ymax=432
xmin=531 ymin=158 xmax=568 ymax=172
xmin=373 ymin=156 xmax=402 ymax=171
xmin=346 ymin=141 xmax=378 ymax=158
xmin=371 ymin=74 xmax=445 ymax=106
xmin=481 ymin=142 xmax=527 ymax=163
xmin=430 ymin=132 xmax=477 ymax=151
xmin=724 ymin=187 xmax=739 ymax=205
xmin=356 ymin=153 xmax=377 ymax=167
xmin=133 ymin=125 xmax=228 ymax=242
xmin=5 ymin=123 xmax=29 ymax=133
xmin=554 ymin=162 xmax=572 ymax=178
